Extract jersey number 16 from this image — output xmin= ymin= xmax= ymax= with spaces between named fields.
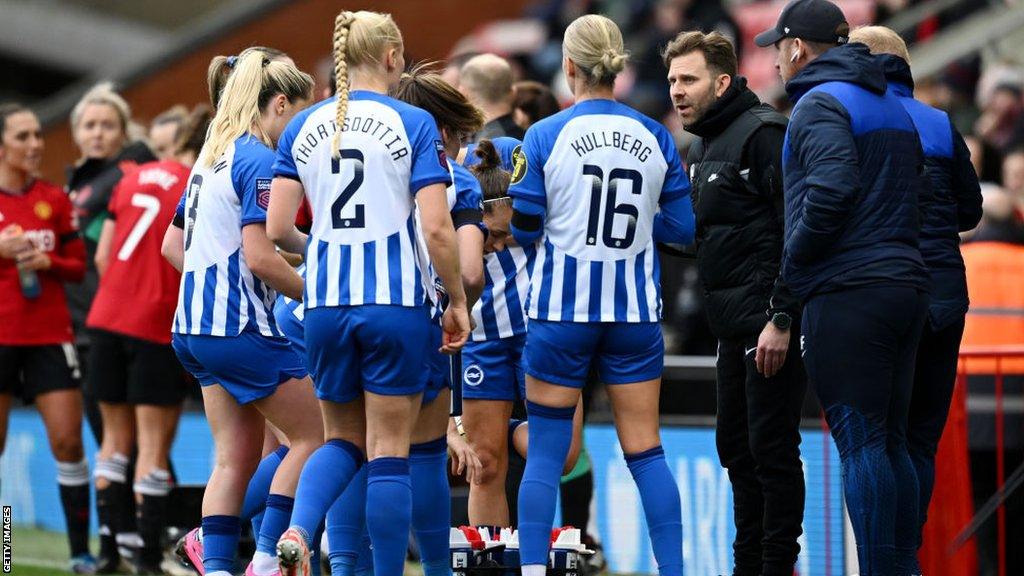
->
xmin=582 ymin=164 xmax=642 ymax=249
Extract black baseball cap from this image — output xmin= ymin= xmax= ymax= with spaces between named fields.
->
xmin=754 ymin=0 xmax=849 ymax=47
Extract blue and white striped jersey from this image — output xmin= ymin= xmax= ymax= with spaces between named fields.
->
xmin=417 ymin=160 xmax=485 ymax=317
xmin=458 ymin=137 xmax=536 ymax=341
xmin=509 ymin=99 xmax=691 ymax=323
xmin=273 ymin=92 xmax=452 ymax=309
xmin=472 ymin=244 xmax=536 ymax=340
xmin=172 ymin=135 xmax=282 ymax=337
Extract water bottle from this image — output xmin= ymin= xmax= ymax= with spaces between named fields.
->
xmin=17 ymin=262 xmax=40 ymax=299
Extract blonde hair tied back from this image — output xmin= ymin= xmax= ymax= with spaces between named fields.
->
xmin=202 ymin=49 xmax=313 ymax=166
xmin=563 ymin=14 xmax=628 ymax=86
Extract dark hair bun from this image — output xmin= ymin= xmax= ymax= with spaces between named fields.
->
xmin=473 ymin=139 xmax=500 ymax=171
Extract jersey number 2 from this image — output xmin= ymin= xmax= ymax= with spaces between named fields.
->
xmin=331 ymin=149 xmax=365 ymax=229
xmin=117 ymin=193 xmax=161 ymax=261
xmin=582 ymin=165 xmax=642 ymax=249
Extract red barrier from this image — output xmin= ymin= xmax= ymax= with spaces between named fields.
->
xmin=919 ymin=346 xmax=1024 ymax=576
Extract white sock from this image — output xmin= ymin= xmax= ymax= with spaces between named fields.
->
xmin=252 ymin=551 xmax=279 ymax=575
xmin=209 ymin=572 xmax=233 ymax=576
xmin=522 ymin=564 xmax=547 ymax=576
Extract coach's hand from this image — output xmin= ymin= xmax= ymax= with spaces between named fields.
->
xmin=755 ymin=322 xmax=789 ymax=378
xmin=441 ymin=304 xmax=471 ymax=354
xmin=448 ymin=429 xmax=483 ymax=484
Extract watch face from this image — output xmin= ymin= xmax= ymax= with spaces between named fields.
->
xmin=773 ymin=313 xmax=791 ymax=329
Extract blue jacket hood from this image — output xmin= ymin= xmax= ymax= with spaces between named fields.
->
xmin=786 ymin=42 xmax=887 ymax=103
xmin=878 ymin=53 xmax=915 ymax=97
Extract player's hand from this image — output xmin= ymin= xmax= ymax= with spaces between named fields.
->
xmin=0 ymin=225 xmax=30 ymax=260
xmin=440 ymin=304 xmax=470 ymax=355
xmin=755 ymin=321 xmax=789 ymax=378
xmin=447 ymin=430 xmax=483 ymax=484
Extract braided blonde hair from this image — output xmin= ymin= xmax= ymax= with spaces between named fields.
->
xmin=563 ymin=14 xmax=629 ymax=87
xmin=330 ymin=10 xmax=403 ymax=157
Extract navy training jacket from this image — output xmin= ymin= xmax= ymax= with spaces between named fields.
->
xmin=781 ymin=42 xmax=929 ymax=301
xmin=879 ymin=54 xmax=983 ymax=330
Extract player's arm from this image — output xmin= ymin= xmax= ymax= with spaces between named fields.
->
xmin=22 ymin=194 xmax=86 ymax=281
xmin=95 ymin=219 xmax=116 ymax=277
xmin=266 ymin=177 xmax=309 ymax=255
xmin=242 ymin=224 xmax=304 ymax=301
xmin=418 ymin=183 xmax=469 ymax=353
xmin=508 ymin=130 xmax=547 ymax=246
xmin=161 ymin=223 xmax=184 ymax=273
xmin=457 ymin=225 xmax=484 ymax=310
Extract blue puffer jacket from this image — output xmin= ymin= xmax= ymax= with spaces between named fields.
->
xmin=879 ymin=54 xmax=983 ymax=330
xmin=781 ymin=42 xmax=929 ymax=301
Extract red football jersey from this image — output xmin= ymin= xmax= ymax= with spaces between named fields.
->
xmin=86 ymin=160 xmax=189 ymax=344
xmin=0 ymin=180 xmax=84 ymax=345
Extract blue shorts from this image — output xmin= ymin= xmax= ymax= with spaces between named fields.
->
xmin=275 ymin=305 xmax=306 ymax=361
xmin=461 ymin=334 xmax=526 ymax=401
xmin=424 ymin=324 xmax=451 ymax=406
xmin=523 ymin=320 xmax=664 ymax=388
xmin=171 ymin=331 xmax=307 ymax=404
xmin=305 ymin=305 xmax=430 ymax=403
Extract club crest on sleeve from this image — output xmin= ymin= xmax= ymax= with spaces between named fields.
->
xmin=510 ymin=145 xmax=526 ymax=185
xmin=435 ymin=140 xmax=448 ymax=168
xmin=256 ymin=178 xmax=272 ymax=210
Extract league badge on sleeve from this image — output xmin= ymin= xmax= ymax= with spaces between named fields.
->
xmin=435 ymin=140 xmax=448 ymax=168
xmin=256 ymin=178 xmax=272 ymax=210
xmin=510 ymin=145 xmax=527 ymax=185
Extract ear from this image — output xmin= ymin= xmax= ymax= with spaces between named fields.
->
xmin=563 ymin=56 xmax=576 ymax=81
xmin=385 ymin=47 xmax=400 ymax=74
xmin=272 ymin=93 xmax=288 ymax=116
xmin=792 ymin=38 xmax=805 ymax=61
xmin=715 ymin=74 xmax=732 ymax=98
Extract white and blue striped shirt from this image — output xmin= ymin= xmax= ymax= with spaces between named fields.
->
xmin=471 ymin=244 xmax=536 ymax=340
xmin=273 ymin=92 xmax=452 ymax=309
xmin=460 ymin=137 xmax=535 ymax=341
xmin=172 ymin=135 xmax=282 ymax=337
xmin=509 ymin=99 xmax=691 ymax=323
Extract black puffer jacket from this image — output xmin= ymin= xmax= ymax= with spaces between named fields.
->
xmin=686 ymin=78 xmax=799 ymax=339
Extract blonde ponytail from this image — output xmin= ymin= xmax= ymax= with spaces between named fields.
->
xmin=563 ymin=14 xmax=628 ymax=87
xmin=202 ymin=49 xmax=314 ymax=166
xmin=332 ymin=11 xmax=356 ymax=158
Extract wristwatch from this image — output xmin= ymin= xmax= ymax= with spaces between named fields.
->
xmin=771 ymin=312 xmax=792 ymax=331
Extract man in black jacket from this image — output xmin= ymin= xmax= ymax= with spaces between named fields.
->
xmin=665 ymin=30 xmax=805 ymax=576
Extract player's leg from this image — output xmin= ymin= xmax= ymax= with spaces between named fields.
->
xmin=246 ymin=424 xmax=289 ymax=538
xmin=517 ymin=319 xmax=594 ymax=576
xmin=279 ymin=306 xmax=367 ymax=575
xmin=325 ymin=465 xmax=369 ymax=576
xmin=360 ymin=305 xmax=431 ymax=576
xmin=200 ymin=382 xmax=265 ymax=576
xmin=85 ymin=331 xmax=132 ymax=572
xmin=133 ymin=403 xmax=180 ymax=572
xmin=462 ymin=399 xmax=513 ymax=526
xmin=0 ymin=393 xmax=11 ymax=455
xmin=250 ymin=375 xmax=324 ymax=575
xmin=32 ymin=344 xmax=93 ymax=568
xmin=410 ymin=382 xmax=452 ymax=576
xmin=601 ymin=322 xmax=681 ymax=576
